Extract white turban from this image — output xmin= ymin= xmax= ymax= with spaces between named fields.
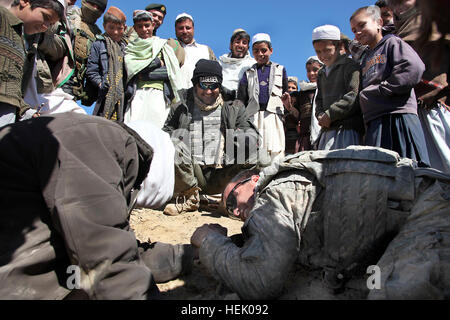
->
xmin=312 ymin=25 xmax=341 ymax=41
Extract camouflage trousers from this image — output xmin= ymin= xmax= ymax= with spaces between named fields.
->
xmin=172 ymin=138 xmax=254 ymax=195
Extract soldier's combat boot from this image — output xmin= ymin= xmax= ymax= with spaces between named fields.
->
xmin=163 ymin=186 xmax=201 ymax=216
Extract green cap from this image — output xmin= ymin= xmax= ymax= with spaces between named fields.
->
xmin=145 ymin=3 xmax=167 ymax=15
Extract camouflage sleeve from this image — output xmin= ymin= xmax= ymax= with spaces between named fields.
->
xmin=199 ymin=184 xmax=300 ymax=299
xmin=38 ymin=23 xmax=67 ymax=61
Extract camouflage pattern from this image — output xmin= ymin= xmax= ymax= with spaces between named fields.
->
xmin=199 ymin=146 xmax=450 ymax=299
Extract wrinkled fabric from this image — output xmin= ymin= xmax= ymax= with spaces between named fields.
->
xmin=369 ymin=171 xmax=450 ymax=299
xmin=0 ymin=114 xmax=159 ymax=299
xmin=199 ymin=146 xmax=428 ymax=300
xmin=219 ymin=52 xmax=255 ymax=91
xmin=126 ymin=37 xmax=184 ymax=103
xmin=127 ymin=120 xmax=175 ymax=209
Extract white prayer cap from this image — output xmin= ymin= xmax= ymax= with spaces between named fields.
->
xmin=232 ymin=28 xmax=246 ymax=36
xmin=312 ymin=25 xmax=341 ymax=41
xmin=176 ymin=12 xmax=194 ymax=23
xmin=252 ymin=33 xmax=271 ymax=45
xmin=306 ymin=55 xmax=324 ymax=65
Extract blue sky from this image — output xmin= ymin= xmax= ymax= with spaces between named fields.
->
xmin=79 ymin=0 xmax=372 ymax=113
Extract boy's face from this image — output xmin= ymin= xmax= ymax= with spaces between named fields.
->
xmin=17 ymin=0 xmax=59 ymax=35
xmin=252 ymin=42 xmax=273 ymax=66
xmin=134 ymin=20 xmax=155 ymax=39
xmin=313 ymin=40 xmax=339 ymax=67
xmin=350 ymin=12 xmax=383 ymax=49
xmin=380 ymin=7 xmax=394 ymax=26
xmin=287 ymin=81 xmax=297 ymax=93
xmin=306 ymin=61 xmax=322 ymax=83
xmin=230 ymin=37 xmax=249 ymax=58
xmin=104 ymin=22 xmax=125 ymax=42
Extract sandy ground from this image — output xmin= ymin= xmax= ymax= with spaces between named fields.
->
xmin=130 ymin=207 xmax=370 ymax=300
xmin=130 ymin=207 xmax=244 ymax=300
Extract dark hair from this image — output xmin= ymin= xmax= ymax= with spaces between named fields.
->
xmin=134 ymin=16 xmax=152 ymax=24
xmin=221 ymin=168 xmax=260 ymax=204
xmin=103 ymin=12 xmax=125 ymax=25
xmin=312 ymin=39 xmax=341 ymax=49
xmin=375 ymin=0 xmax=388 ymax=8
xmin=175 ymin=16 xmax=194 ymax=27
xmin=350 ymin=5 xmax=381 ymax=22
xmin=230 ymin=31 xmax=250 ymax=45
xmin=12 ymin=0 xmax=65 ymax=20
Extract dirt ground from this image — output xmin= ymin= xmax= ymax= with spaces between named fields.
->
xmin=130 ymin=207 xmax=244 ymax=300
xmin=130 ymin=207 xmax=370 ymax=300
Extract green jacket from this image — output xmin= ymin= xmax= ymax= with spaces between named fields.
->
xmin=315 ymin=54 xmax=364 ymax=133
xmin=0 ymin=7 xmax=28 ymax=114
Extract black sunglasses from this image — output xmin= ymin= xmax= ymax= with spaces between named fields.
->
xmin=225 ymin=177 xmax=252 ymax=217
xmin=198 ymin=81 xmax=220 ymax=91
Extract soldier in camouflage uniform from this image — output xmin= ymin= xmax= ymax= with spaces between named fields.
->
xmin=191 ymin=146 xmax=450 ymax=299
xmin=62 ymin=0 xmax=107 ymax=106
xmin=162 ymin=59 xmax=269 ymax=216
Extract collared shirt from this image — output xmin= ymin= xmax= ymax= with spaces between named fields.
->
xmin=0 ymin=7 xmax=27 ymax=110
xmin=180 ymin=39 xmax=215 ymax=89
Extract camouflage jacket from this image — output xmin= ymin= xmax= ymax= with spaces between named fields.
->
xmin=199 ymin=146 xmax=423 ymax=299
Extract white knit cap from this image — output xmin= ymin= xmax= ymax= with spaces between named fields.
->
xmin=176 ymin=12 xmax=194 ymax=23
xmin=312 ymin=25 xmax=341 ymax=41
xmin=252 ymin=33 xmax=271 ymax=44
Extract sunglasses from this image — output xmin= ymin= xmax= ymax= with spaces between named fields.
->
xmin=225 ymin=177 xmax=252 ymax=217
xmin=198 ymin=81 xmax=220 ymax=91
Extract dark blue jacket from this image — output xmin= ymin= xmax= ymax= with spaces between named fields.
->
xmin=86 ymin=37 xmax=126 ymax=116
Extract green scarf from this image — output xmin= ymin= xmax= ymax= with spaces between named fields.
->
xmin=125 ymin=36 xmax=183 ymax=102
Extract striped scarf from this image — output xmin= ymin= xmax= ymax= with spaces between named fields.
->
xmin=103 ymin=35 xmax=125 ymax=121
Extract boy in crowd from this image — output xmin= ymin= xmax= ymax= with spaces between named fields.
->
xmin=312 ymin=25 xmax=364 ymax=150
xmin=86 ymin=6 xmax=127 ymax=122
xmin=284 ymin=76 xmax=300 ymax=154
xmin=238 ymin=33 xmax=288 ymax=162
xmin=305 ymin=56 xmax=324 ymax=147
xmin=351 ymin=5 xmax=430 ymax=166
xmin=123 ymin=10 xmax=184 ymax=129
xmin=0 ymin=0 xmax=64 ymax=127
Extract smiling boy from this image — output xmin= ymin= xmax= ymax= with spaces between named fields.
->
xmin=312 ymin=24 xmax=364 ymax=150
xmin=86 ymin=6 xmax=127 ymax=121
xmin=0 ymin=0 xmax=64 ymax=127
xmin=237 ymin=33 xmax=288 ymax=162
